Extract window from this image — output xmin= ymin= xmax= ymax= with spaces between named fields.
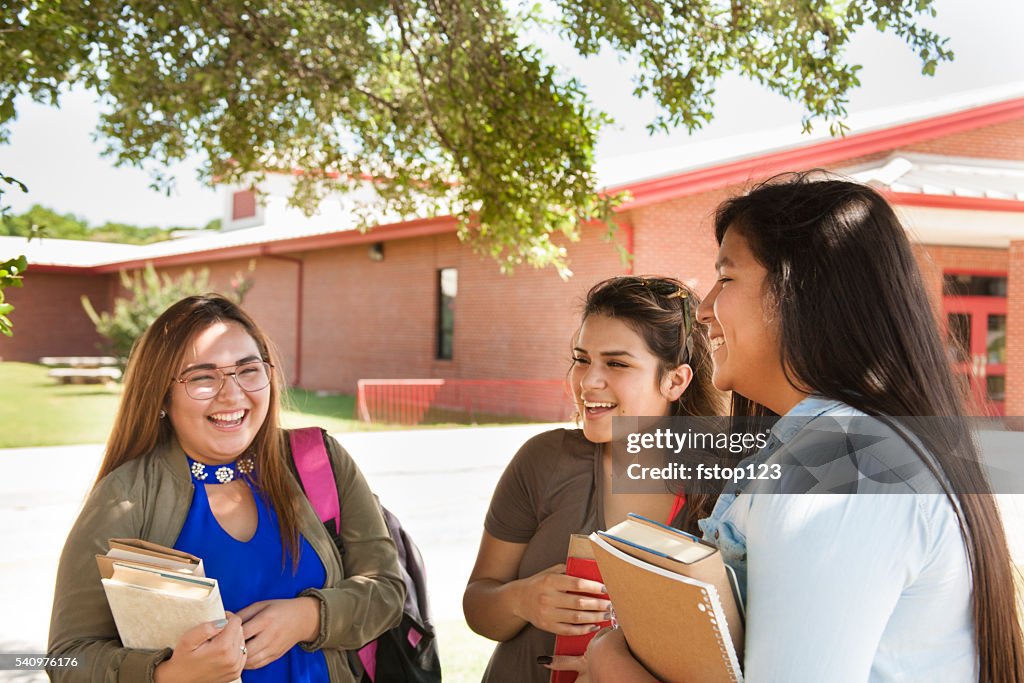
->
xmin=942 ymin=274 xmax=1008 ymax=297
xmin=986 ymin=375 xmax=1006 ymax=403
xmin=437 ymin=268 xmax=457 ymax=360
xmin=987 ymin=314 xmax=1007 ymax=365
xmin=232 ymin=190 xmax=257 ymax=221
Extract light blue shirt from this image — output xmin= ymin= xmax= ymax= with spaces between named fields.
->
xmin=699 ymin=397 xmax=976 ymax=682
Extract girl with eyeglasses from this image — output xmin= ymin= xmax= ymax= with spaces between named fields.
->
xmin=48 ymin=294 xmax=404 ymax=683
xmin=463 ymin=275 xmax=725 ymax=683
xmin=585 ymin=174 xmax=1024 ymax=681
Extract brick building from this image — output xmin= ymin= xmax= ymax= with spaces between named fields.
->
xmin=4 ymin=85 xmax=1024 ymax=417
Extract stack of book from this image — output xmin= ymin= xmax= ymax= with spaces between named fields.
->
xmin=96 ymin=539 xmax=231 ymax=672
xmin=588 ymin=514 xmax=745 ymax=683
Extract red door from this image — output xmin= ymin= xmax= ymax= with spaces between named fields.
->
xmin=944 ymin=292 xmax=1007 ymax=416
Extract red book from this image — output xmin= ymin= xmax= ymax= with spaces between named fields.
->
xmin=550 ymin=535 xmax=612 ymax=683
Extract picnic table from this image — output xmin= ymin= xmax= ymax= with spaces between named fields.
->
xmin=39 ymin=356 xmax=122 ymax=384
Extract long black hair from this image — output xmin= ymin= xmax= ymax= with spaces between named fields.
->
xmin=714 ymin=171 xmax=1023 ymax=682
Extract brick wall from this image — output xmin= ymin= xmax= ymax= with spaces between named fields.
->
xmin=901 ymin=118 xmax=1024 ymax=160
xmin=627 ymin=190 xmax=728 ymax=295
xmin=155 ymin=257 xmax=301 ymax=383
xmin=296 ymin=227 xmax=625 ymax=393
xmin=0 ymin=271 xmax=115 ymax=362
xmin=1007 ymin=241 xmax=1024 ymax=415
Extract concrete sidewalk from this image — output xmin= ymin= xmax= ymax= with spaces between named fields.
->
xmin=1 ymin=426 xmax=1021 ymax=681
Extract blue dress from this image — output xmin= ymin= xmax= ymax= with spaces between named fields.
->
xmin=174 ymin=458 xmax=330 ymax=682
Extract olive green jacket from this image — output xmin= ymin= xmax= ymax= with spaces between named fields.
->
xmin=47 ymin=432 xmax=405 ymax=682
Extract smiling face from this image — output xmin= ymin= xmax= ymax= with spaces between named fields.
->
xmin=165 ymin=320 xmax=271 ymax=465
xmin=697 ymin=227 xmax=805 ymax=414
xmin=570 ymin=313 xmax=691 ymax=444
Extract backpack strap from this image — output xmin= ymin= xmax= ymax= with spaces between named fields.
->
xmin=288 ymin=427 xmax=341 ymax=536
xmin=289 ymin=428 xmax=381 ymax=681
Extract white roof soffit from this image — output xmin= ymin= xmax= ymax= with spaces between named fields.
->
xmin=896 ymin=205 xmax=1024 ymax=248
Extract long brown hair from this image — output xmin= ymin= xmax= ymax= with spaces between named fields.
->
xmin=579 ymin=276 xmax=726 ymax=533
xmin=96 ymin=294 xmax=305 ymax=566
xmin=714 ymin=172 xmax=1024 ymax=681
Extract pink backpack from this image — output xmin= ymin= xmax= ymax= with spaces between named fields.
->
xmin=289 ymin=428 xmax=441 ymax=683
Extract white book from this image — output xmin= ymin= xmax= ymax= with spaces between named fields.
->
xmin=601 ymin=514 xmax=717 ymax=564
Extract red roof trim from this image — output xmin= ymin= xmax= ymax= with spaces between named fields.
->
xmin=613 ymin=97 xmax=1024 ymax=210
xmin=94 ymin=215 xmax=459 ymax=272
xmin=886 ymin=192 xmax=1024 ymax=213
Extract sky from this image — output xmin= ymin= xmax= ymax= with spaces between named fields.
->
xmin=1 ymin=0 xmax=1022 ymax=230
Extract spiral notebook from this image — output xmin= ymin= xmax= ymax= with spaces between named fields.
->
xmin=589 ymin=518 xmax=743 ymax=683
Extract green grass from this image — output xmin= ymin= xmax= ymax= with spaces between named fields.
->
xmin=0 ymin=362 xmax=545 ymax=448
xmin=436 ymin=619 xmax=493 ymax=682
xmin=0 ymin=363 xmax=380 ymax=447
xmin=0 ymin=362 xmax=123 ymax=447
xmin=281 ymin=389 xmax=369 ymax=433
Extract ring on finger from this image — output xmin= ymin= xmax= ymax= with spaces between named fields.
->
xmin=240 ymin=645 xmax=248 ymax=656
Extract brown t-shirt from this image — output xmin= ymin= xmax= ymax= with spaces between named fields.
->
xmin=481 ymin=428 xmax=604 ymax=683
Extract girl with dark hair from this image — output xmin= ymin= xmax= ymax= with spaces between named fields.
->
xmin=463 ymin=275 xmax=724 ymax=683
xmin=586 ymin=173 xmax=1024 ymax=681
xmin=48 ymin=294 xmax=405 ymax=682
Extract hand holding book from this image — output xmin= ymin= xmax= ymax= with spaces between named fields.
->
xmin=584 ymin=626 xmax=659 ymax=683
xmin=514 ymin=562 xmax=610 ymax=637
xmin=153 ymin=615 xmax=247 ymax=683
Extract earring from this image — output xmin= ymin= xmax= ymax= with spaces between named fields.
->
xmin=159 ymin=409 xmax=167 ymax=419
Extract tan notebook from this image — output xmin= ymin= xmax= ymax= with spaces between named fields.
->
xmin=589 ymin=514 xmax=744 ymax=683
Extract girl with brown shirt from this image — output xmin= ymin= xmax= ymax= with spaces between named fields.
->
xmin=462 ymin=276 xmax=723 ymax=683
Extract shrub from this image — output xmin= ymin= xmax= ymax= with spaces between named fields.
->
xmin=81 ymin=262 xmax=254 ymax=371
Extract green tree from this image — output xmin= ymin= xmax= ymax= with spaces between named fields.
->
xmin=89 ymin=220 xmax=176 ymax=245
xmin=81 ymin=263 xmax=254 ymax=370
xmin=0 ymin=203 xmax=211 ymax=244
xmin=1 ymin=2 xmax=951 ymax=274
xmin=0 ymin=170 xmax=30 ymax=336
xmin=1 ymin=204 xmax=90 ymax=239
xmin=0 ymin=253 xmax=26 ymax=337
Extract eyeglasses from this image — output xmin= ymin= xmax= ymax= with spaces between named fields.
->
xmin=174 ymin=360 xmax=274 ymax=400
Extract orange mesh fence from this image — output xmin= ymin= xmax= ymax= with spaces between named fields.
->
xmin=355 ymin=379 xmax=575 ymax=425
